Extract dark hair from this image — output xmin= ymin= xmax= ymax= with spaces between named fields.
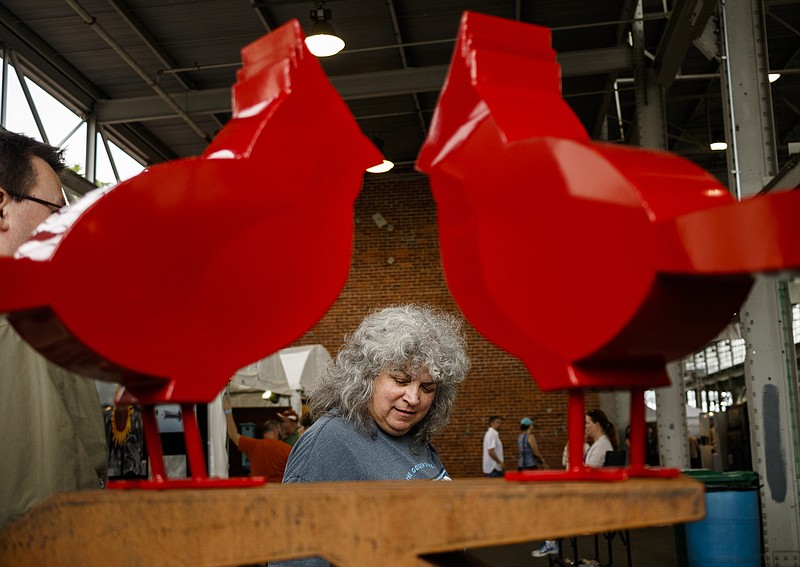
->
xmin=256 ymin=419 xmax=281 ymax=438
xmin=0 ymin=130 xmax=65 ymax=199
xmin=587 ymin=409 xmax=619 ymax=450
xmin=489 ymin=415 xmax=501 ymax=425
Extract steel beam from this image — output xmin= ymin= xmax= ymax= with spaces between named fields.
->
xmin=720 ymin=1 xmax=800 ymax=565
xmin=96 ymin=46 xmax=632 ymax=125
xmin=0 ymin=4 xmax=101 ymax=112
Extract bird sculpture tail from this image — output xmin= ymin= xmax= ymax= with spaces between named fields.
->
xmin=417 ymin=11 xmax=586 ymax=172
xmin=659 ymin=190 xmax=800 ymax=275
xmin=205 ymin=19 xmax=381 ymax=169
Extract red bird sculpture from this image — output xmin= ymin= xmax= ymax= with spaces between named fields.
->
xmin=418 ymin=11 xmax=800 ymax=480
xmin=0 ymin=20 xmax=381 ymax=488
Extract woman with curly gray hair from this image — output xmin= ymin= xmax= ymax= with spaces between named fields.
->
xmin=281 ymin=304 xmax=469 ymax=490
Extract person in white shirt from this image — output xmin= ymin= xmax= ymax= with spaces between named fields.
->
xmin=482 ymin=415 xmax=504 ymax=477
xmin=583 ymin=408 xmax=620 ymax=467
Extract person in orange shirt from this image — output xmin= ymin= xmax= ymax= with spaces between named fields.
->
xmin=222 ymin=400 xmax=291 ymax=482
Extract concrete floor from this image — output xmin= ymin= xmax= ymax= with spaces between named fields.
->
xmin=461 ymin=524 xmax=682 ymax=567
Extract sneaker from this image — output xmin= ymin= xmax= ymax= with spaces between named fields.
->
xmin=531 ymin=541 xmax=559 ymax=557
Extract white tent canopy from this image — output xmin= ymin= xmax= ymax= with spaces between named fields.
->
xmin=228 ymin=344 xmax=331 ymax=400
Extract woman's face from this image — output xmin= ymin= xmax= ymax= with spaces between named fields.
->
xmin=585 ymin=415 xmax=602 ymax=442
xmin=369 ymin=367 xmax=437 ymax=437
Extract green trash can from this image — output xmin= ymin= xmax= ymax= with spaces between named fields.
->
xmin=681 ymin=470 xmax=760 ymax=567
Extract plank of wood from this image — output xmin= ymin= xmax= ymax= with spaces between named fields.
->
xmin=0 ymin=476 xmax=704 ymax=566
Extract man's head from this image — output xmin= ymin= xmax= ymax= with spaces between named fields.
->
xmin=259 ymin=419 xmax=282 ymax=440
xmin=277 ymin=408 xmax=299 ymax=437
xmin=0 ymin=131 xmax=66 ymax=256
xmin=489 ymin=415 xmax=501 ymax=430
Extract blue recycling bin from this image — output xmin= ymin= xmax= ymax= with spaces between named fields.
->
xmin=684 ymin=470 xmax=760 ymax=567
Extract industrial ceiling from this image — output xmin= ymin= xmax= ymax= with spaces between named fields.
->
xmin=0 ymin=0 xmax=798 ymax=186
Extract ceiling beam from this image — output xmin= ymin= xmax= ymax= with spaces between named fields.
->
xmin=97 ymin=46 xmax=633 ymax=124
xmin=249 ymin=0 xmax=277 ymax=32
xmin=591 ymin=0 xmax=640 ymax=139
xmin=653 ymin=0 xmax=717 ymax=90
xmin=64 ymin=0 xmax=212 ymax=142
xmin=0 ymin=3 xmax=177 ymax=163
xmin=761 ymin=152 xmax=800 ymax=192
xmin=107 ymin=0 xmax=195 ymax=91
xmin=0 ymin=4 xmax=102 ymax=112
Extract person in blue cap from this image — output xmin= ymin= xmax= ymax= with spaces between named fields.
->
xmin=518 ymin=416 xmax=548 ymax=471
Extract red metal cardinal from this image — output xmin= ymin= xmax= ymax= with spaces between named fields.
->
xmin=0 ymin=20 xmax=381 ymax=488
xmin=418 ymin=11 xmax=800 ymax=480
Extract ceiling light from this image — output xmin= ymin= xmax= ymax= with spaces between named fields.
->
xmin=305 ymin=3 xmax=344 ymax=57
xmin=768 ymin=73 xmax=781 ymax=83
xmin=710 ymin=141 xmax=728 ymax=151
xmin=261 ymin=390 xmax=272 ymax=400
xmin=366 ymin=133 xmax=394 ymax=173
xmin=366 ymin=159 xmax=395 ymax=174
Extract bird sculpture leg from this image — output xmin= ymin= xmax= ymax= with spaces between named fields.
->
xmin=142 ymin=404 xmax=167 ymax=482
xmin=626 ymin=389 xmax=680 ymax=478
xmin=181 ymin=403 xmax=208 ymax=480
xmin=506 ymin=390 xmax=626 ymax=482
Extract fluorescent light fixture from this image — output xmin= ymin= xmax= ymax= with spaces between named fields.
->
xmin=710 ymin=141 xmax=728 ymax=151
xmin=261 ymin=390 xmax=273 ymax=400
xmin=768 ymin=73 xmax=781 ymax=83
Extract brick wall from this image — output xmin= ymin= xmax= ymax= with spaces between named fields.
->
xmin=293 ymin=170 xmax=597 ymax=477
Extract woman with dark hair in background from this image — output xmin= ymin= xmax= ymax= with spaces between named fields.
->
xmin=584 ymin=408 xmax=619 ymax=468
xmin=533 ymin=409 xmax=619 ymax=559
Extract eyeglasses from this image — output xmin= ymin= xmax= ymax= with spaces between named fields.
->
xmin=8 ymin=187 xmax=70 ymax=212
xmin=18 ymin=194 xmax=65 ymax=212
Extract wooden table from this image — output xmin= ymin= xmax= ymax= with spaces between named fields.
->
xmin=0 ymin=476 xmax=704 ymax=566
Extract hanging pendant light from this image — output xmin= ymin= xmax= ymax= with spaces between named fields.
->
xmin=366 ymin=133 xmax=394 ymax=174
xmin=305 ymin=2 xmax=345 ymax=57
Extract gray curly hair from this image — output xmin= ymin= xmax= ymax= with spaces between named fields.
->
xmin=308 ymin=304 xmax=470 ymax=444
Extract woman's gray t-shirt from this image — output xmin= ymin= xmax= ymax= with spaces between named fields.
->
xmin=270 ymin=414 xmax=450 ymax=567
xmin=282 ymin=413 xmax=450 ymax=482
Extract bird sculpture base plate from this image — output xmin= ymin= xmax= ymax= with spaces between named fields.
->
xmin=506 ymin=467 xmax=627 ymax=482
xmin=108 ymin=476 xmax=267 ymax=490
xmin=505 ymin=465 xmax=681 ymax=482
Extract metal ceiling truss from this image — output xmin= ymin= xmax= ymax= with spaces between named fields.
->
xmin=0 ymin=0 xmax=795 ymax=182
xmin=1 ymin=0 xmax=637 ymax=168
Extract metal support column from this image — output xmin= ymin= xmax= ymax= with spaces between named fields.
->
xmin=85 ymin=113 xmax=97 ymax=184
xmin=598 ymin=391 xmax=630 ymax=439
xmin=632 ymin=0 xmax=690 ymax=468
xmin=659 ymin=362 xmax=691 ymax=469
xmin=720 ymin=0 xmax=800 ymax=564
xmin=632 ymin=0 xmax=667 ymax=150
